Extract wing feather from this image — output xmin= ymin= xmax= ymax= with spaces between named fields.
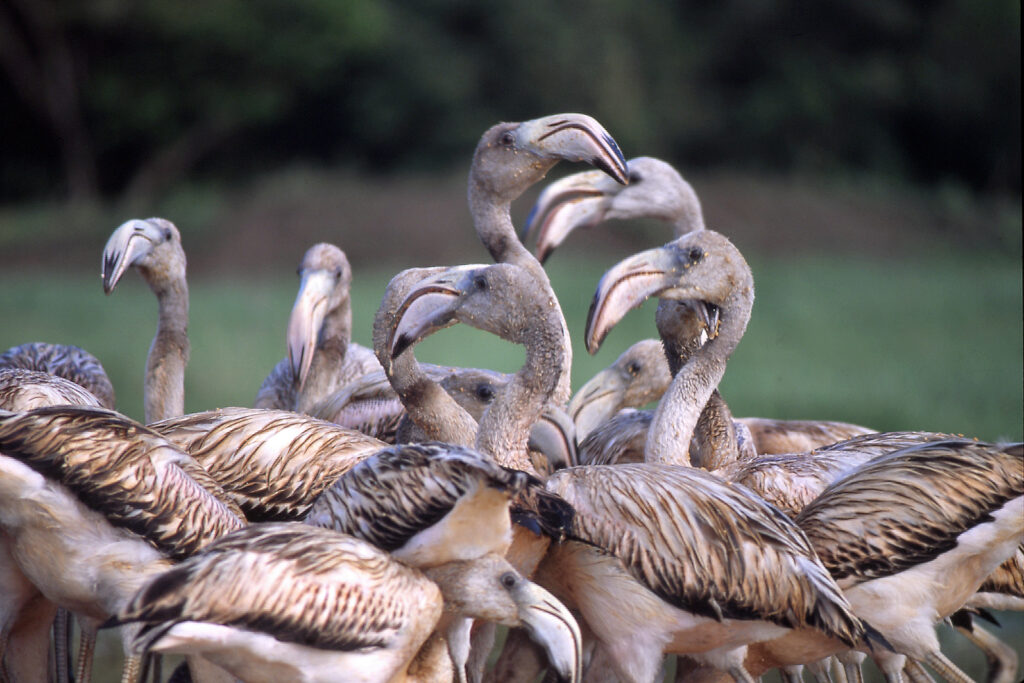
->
xmin=547 ymin=464 xmax=864 ymax=644
xmin=795 ymin=440 xmax=1024 ymax=582
xmin=152 ymin=408 xmax=385 ymax=521
xmin=109 ymin=524 xmax=435 ymax=653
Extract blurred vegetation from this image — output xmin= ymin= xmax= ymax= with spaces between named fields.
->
xmin=0 ymin=0 xmax=1019 ymax=210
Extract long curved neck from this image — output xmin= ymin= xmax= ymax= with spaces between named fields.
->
xmin=669 ymin=183 xmax=706 ymax=237
xmin=645 ymin=288 xmax=752 ymax=467
xmin=372 ymin=290 xmax=479 ymax=446
xmin=145 ymin=275 xmax=189 ymax=422
xmin=388 ymin=351 xmax=478 ymax=446
xmin=476 ymin=308 xmax=564 ymax=474
xmin=468 ymin=184 xmax=538 ymax=274
xmin=468 ymin=184 xmax=572 ymax=406
xmin=296 ymin=298 xmax=352 ymax=413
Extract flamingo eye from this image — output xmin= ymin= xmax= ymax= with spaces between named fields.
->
xmin=499 ymin=131 xmax=515 ymax=146
xmin=500 ymin=572 xmax=517 ymax=589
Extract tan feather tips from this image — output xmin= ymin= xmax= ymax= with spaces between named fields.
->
xmin=305 ymin=442 xmax=562 ymax=568
xmin=151 ymin=407 xmax=385 ymax=522
xmin=108 ymin=523 xmax=434 ymax=655
xmin=585 ymin=231 xmax=743 ymax=354
xmin=0 ymin=342 xmax=116 ymax=409
xmin=546 ymin=464 xmax=867 ymax=644
xmin=0 ymin=405 xmax=244 ymax=558
xmin=796 ymin=439 xmax=1024 ymax=582
xmin=0 ymin=369 xmax=104 ymax=411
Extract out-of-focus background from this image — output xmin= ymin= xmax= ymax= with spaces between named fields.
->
xmin=1 ymin=1 xmax=1021 ymax=680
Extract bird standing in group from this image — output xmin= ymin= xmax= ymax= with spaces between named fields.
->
xmin=108 ymin=523 xmax=582 ymax=683
xmin=255 ymin=243 xmax=380 ymax=414
xmin=583 ymin=230 xmax=1024 ymax=682
xmin=102 ymin=217 xmax=189 ymax=423
xmin=0 ymin=406 xmax=245 ymax=682
xmin=526 ymin=157 xmax=876 ymax=459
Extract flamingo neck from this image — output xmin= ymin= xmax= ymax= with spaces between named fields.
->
xmin=145 ymin=276 xmax=188 ymax=422
xmin=389 ymin=350 xmax=478 ymax=446
xmin=468 ymin=182 xmax=572 ymax=406
xmin=476 ymin=310 xmax=564 ymax=473
xmin=646 ymin=287 xmax=751 ymax=467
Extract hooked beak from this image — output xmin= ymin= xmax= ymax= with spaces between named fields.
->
xmin=567 ymin=367 xmax=631 ymax=440
xmin=585 ymin=244 xmax=697 ymax=354
xmin=287 ymin=270 xmax=335 ymax=388
xmin=527 ymin=407 xmax=578 ymax=471
xmin=101 ymin=219 xmax=161 ymax=293
xmin=387 ymin=266 xmax=483 ymax=359
xmin=514 ymin=579 xmax=583 ymax=683
xmin=518 ymin=114 xmax=629 ymax=187
xmin=522 ymin=170 xmax=624 ymax=264
xmin=692 ymin=301 xmax=720 ymax=341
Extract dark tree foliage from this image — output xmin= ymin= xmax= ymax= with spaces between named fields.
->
xmin=0 ymin=0 xmax=1018 ymax=203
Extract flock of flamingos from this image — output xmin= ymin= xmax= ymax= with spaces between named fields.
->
xmin=0 ymin=112 xmax=1021 ymax=683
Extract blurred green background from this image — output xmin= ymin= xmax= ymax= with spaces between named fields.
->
xmin=1 ymin=0 xmax=1021 ymax=681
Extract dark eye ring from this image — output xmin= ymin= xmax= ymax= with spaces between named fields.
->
xmin=626 ymin=361 xmax=641 ymax=376
xmin=499 ymin=132 xmax=515 ymax=146
xmin=476 ymin=384 xmax=496 ymax=401
xmin=688 ymin=247 xmax=703 ymax=262
xmin=500 ymin=572 xmax=517 ymax=589
xmin=163 ymin=228 xmax=173 ymax=242
xmin=628 ymin=171 xmax=643 ymax=183
xmin=473 ymin=275 xmax=488 ymax=290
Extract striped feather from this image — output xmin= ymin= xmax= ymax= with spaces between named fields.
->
xmin=0 ymin=369 xmax=103 ymax=411
xmin=0 ymin=342 xmax=115 ymax=409
xmin=547 ymin=464 xmax=866 ymax=645
xmin=108 ymin=523 xmax=432 ymax=654
xmin=737 ymin=418 xmax=875 ymax=456
xmin=151 ymin=407 xmax=386 ymax=521
xmin=0 ymin=406 xmax=244 ymax=559
xmin=978 ymin=544 xmax=1024 ymax=596
xmin=795 ymin=439 xmax=1024 ymax=582
xmin=306 ymin=442 xmax=554 ymax=564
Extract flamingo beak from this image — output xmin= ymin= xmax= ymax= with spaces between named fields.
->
xmin=517 ymin=114 xmax=629 ymax=187
xmin=513 ymin=578 xmax=583 ymax=683
xmin=101 ymin=219 xmax=162 ymax=293
xmin=567 ymin=366 xmax=632 ymax=440
xmin=527 ymin=407 xmax=578 ymax=471
xmin=585 ymin=243 xmax=695 ymax=354
xmin=387 ymin=266 xmax=484 ymax=359
xmin=287 ymin=270 xmax=336 ymax=389
xmin=522 ymin=169 xmax=627 ymax=264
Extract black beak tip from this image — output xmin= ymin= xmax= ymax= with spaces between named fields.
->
xmin=391 ymin=333 xmax=412 ymax=359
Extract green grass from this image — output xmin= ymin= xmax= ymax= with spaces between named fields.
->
xmin=1 ymin=251 xmax=1021 ymax=440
